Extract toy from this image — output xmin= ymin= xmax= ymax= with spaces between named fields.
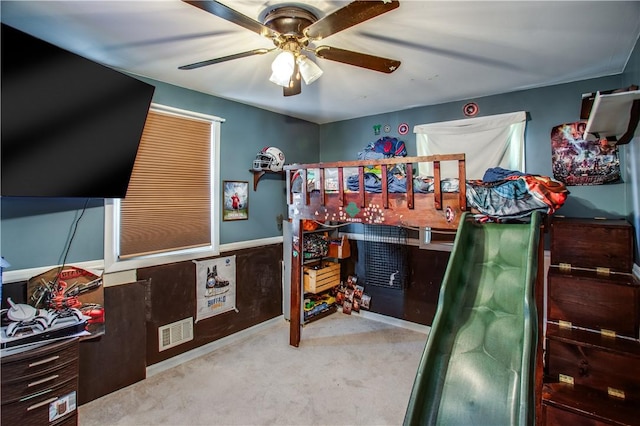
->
xmin=2 ymin=297 xmax=88 ymax=338
xmin=303 ymin=292 xmax=336 ymax=320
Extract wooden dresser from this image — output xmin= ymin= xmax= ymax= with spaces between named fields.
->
xmin=1 ymin=337 xmax=79 ymax=426
xmin=542 ymin=217 xmax=640 ymax=425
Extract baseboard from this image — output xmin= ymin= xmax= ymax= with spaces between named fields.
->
xmin=146 ymin=312 xmax=428 ymax=378
xmin=358 ymin=310 xmax=431 ymax=335
xmin=146 ymin=315 xmax=284 ymax=378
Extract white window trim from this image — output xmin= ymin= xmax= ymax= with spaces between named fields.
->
xmin=104 ymin=103 xmax=224 ymax=274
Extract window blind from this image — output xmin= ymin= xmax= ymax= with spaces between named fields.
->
xmin=119 ymin=109 xmax=212 ymax=258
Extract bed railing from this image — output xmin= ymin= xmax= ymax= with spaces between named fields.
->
xmin=284 ymin=154 xmax=466 ymax=213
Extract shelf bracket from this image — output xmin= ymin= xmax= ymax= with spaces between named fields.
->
xmin=583 ymin=85 xmax=640 ymax=145
xmin=249 ymin=169 xmax=285 ymax=190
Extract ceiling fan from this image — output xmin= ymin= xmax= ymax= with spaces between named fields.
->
xmin=179 ymin=0 xmax=401 ymax=96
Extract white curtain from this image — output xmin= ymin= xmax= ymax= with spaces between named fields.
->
xmin=414 ymin=111 xmax=527 ymax=180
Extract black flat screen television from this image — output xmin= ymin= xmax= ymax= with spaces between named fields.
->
xmin=1 ymin=23 xmax=155 ymax=198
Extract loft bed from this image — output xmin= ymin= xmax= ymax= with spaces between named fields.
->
xmin=283 ymin=154 xmax=567 ymax=424
xmin=285 ymin=154 xmax=468 ymax=230
xmin=283 ymin=154 xmax=568 ymax=346
xmin=284 ymin=154 xmax=467 ymax=347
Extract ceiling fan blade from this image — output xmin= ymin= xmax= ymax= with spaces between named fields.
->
xmin=314 ymin=46 xmax=400 ymax=73
xmin=284 ymin=61 xmax=301 ymax=96
xmin=183 ymin=1 xmax=279 ymax=39
xmin=304 ymin=0 xmax=399 ymax=40
xmin=178 ymin=48 xmax=273 ymax=70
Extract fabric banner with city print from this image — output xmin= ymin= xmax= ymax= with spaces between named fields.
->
xmin=550 ymin=121 xmax=620 ymax=186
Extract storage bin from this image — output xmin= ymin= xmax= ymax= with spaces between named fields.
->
xmin=328 ymin=236 xmax=350 ymax=259
xmin=550 ymin=217 xmax=633 ymax=273
xmin=547 ymin=267 xmax=640 ymax=339
xmin=546 ymin=324 xmax=640 ymax=402
xmin=303 ymin=261 xmax=340 ymax=294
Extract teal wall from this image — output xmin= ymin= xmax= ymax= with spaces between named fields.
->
xmin=319 ymin=74 xmax=630 ymax=221
xmin=1 ymin=79 xmax=320 ymax=271
xmin=3 ymin=39 xmax=640 ymax=272
xmin=145 ymin=79 xmax=320 ymax=244
xmin=1 ymin=198 xmax=105 ymax=271
xmin=320 ymin=45 xmax=640 ymax=264
xmin=621 ymin=37 xmax=640 ymax=263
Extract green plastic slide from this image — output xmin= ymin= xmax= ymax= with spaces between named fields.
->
xmin=404 ymin=212 xmax=541 ymax=426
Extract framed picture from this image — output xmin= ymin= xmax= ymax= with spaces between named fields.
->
xmin=222 ymin=181 xmax=249 ymax=221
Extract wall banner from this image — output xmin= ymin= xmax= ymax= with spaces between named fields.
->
xmin=194 ymin=256 xmax=237 ymax=322
xmin=550 ymin=121 xmax=620 ymax=186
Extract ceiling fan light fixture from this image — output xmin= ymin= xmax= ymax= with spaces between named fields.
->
xmin=269 ymin=50 xmax=295 ymax=87
xmin=179 ymin=1 xmax=402 ymax=95
xmin=297 ymin=55 xmax=323 ymax=85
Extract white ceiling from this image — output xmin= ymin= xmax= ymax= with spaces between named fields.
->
xmin=2 ymin=1 xmax=640 ymax=124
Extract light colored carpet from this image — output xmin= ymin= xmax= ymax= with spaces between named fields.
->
xmin=78 ymin=313 xmax=429 ymax=426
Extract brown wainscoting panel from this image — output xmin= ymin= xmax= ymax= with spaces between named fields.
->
xmin=338 ymin=242 xmax=448 ymax=325
xmin=405 ymin=247 xmax=450 ymax=325
xmin=78 ymin=279 xmax=148 ymax=405
xmin=1 ymin=280 xmax=28 ymax=307
xmin=139 ymin=244 xmax=283 ymax=366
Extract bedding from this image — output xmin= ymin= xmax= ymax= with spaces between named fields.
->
xmin=466 ymin=174 xmax=568 ymax=220
xmin=291 ymin=166 xmax=429 ymax=193
xmin=291 ymin=166 xmax=568 ymax=220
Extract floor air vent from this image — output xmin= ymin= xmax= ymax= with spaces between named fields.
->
xmin=158 ymin=317 xmax=194 ymax=351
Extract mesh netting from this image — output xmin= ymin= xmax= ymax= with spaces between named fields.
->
xmin=363 ymin=225 xmax=408 ymax=290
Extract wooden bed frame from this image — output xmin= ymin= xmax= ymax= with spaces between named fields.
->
xmin=283 ymin=154 xmax=467 ymax=346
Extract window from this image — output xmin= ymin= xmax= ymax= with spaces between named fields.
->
xmin=414 ymin=111 xmax=527 ymax=180
xmin=105 ymin=104 xmax=223 ymax=273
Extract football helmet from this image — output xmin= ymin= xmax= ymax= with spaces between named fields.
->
xmin=253 ymin=146 xmax=285 ymax=172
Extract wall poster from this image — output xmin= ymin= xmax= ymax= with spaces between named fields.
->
xmin=222 ymin=180 xmax=248 ymax=221
xmin=194 ymin=256 xmax=236 ymax=322
xmin=550 ymin=121 xmax=620 ymax=186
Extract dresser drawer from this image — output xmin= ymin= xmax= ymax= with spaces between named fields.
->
xmin=545 ymin=326 xmax=640 ymax=402
xmin=547 ymin=268 xmax=640 ymax=338
xmin=543 ymin=382 xmax=640 ymax=426
xmin=544 ymin=404 xmax=608 ymax=426
xmin=1 ymin=375 xmax=78 ymax=426
xmin=1 ymin=357 xmax=78 ymax=403
xmin=1 ymin=337 xmax=79 ymax=383
xmin=550 ymin=217 xmax=633 ymax=273
xmin=2 ymin=338 xmax=79 ymax=426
